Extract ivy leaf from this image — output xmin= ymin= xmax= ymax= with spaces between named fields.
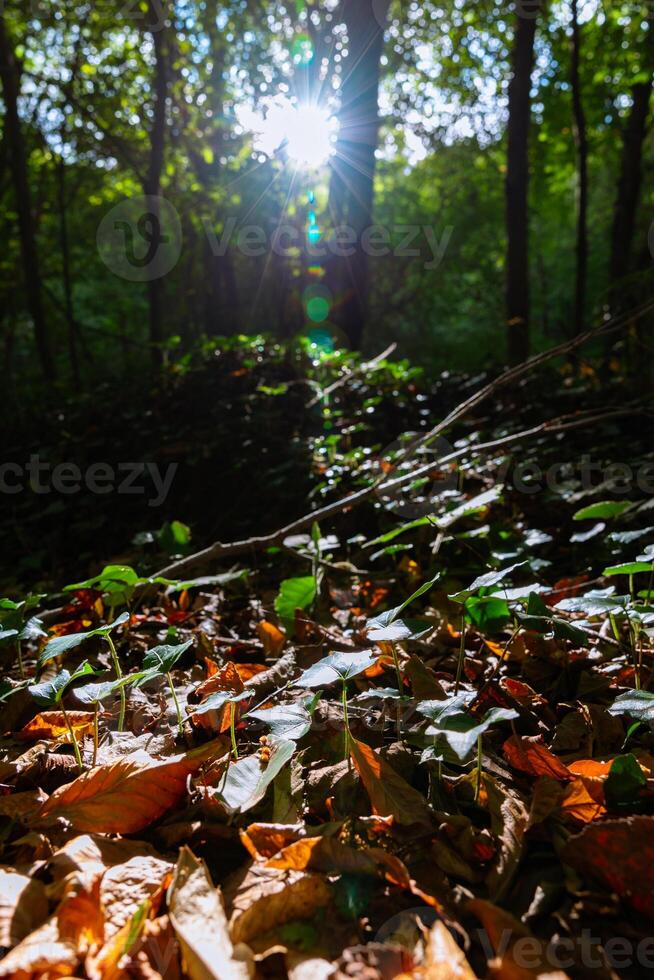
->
xmin=213 ymin=740 xmax=296 ymax=813
xmin=294 ymin=650 xmax=378 ymax=688
xmin=40 ymin=613 xmax=129 ymax=666
xmin=29 ymin=661 xmax=98 ymax=707
xmin=608 ymin=690 xmax=654 ymax=723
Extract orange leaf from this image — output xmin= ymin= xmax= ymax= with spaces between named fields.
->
xmin=38 ymin=740 xmax=227 ymax=833
xmin=559 ymin=777 xmax=605 ymax=823
xmin=503 ymin=736 xmax=572 ymax=782
xmin=349 ymin=737 xmax=432 ymax=827
xmin=240 ymin=823 xmax=304 ymax=860
xmin=468 ymin=898 xmax=570 ymax=979
xmin=20 ymin=711 xmax=95 ymax=742
xmin=256 ymin=621 xmax=286 ymax=658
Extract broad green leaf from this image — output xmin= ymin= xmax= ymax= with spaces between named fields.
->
xmin=605 ymin=754 xmax=646 ymax=808
xmin=65 ymin=565 xmax=141 ymax=591
xmin=573 ymin=500 xmax=633 ymax=521
xmin=603 ymin=562 xmax=654 ymax=577
xmin=40 ymin=613 xmax=129 ymax=665
xmin=366 ymin=617 xmax=433 ymax=642
xmin=555 ymin=589 xmax=628 ymax=617
xmin=420 ymin=701 xmax=518 ymax=761
xmin=608 ymin=690 xmax=654 ymax=723
xmin=294 ymin=650 xmax=378 ymax=688
xmin=516 ymin=592 xmax=588 ymax=643
xmin=75 ymin=671 xmax=148 ymax=705
xmin=29 ymin=661 xmax=98 ymax=707
xmin=449 ymin=562 xmax=527 ymax=602
xmin=140 ymin=640 xmax=194 ymax=679
xmin=274 ymin=576 xmax=317 ymax=631
xmin=189 ymin=689 xmax=250 ymax=718
xmin=213 ymin=740 xmax=295 ymax=813
xmin=246 ymin=702 xmax=311 ymax=741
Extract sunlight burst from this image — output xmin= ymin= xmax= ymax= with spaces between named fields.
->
xmin=238 ymin=98 xmax=337 ymax=168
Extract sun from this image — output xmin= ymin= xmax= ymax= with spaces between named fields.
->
xmin=238 ymin=98 xmax=337 ymax=169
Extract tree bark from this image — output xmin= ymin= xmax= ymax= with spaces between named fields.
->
xmin=57 ymin=156 xmax=80 ymax=383
xmin=570 ymin=0 xmax=588 ymax=334
xmin=327 ymin=0 xmax=389 ymax=350
xmin=505 ymin=2 xmax=541 ymax=364
xmin=143 ymin=2 xmax=169 ymax=367
xmin=0 ymin=13 xmax=56 ymax=379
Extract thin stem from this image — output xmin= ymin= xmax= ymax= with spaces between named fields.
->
xmin=93 ymin=702 xmax=99 ymax=767
xmin=106 ymin=635 xmax=125 ymax=732
xmin=229 ymin=702 xmax=238 ymax=759
xmin=455 ymin=614 xmax=466 ymax=694
xmin=342 ymin=680 xmax=350 ymax=760
xmin=15 ymin=639 xmax=25 ymax=680
xmin=167 ymin=672 xmax=184 ymax=738
xmin=391 ymin=643 xmax=403 ymax=739
xmin=61 ymin=701 xmax=83 ymax=773
xmin=475 ymin=733 xmax=482 ymax=803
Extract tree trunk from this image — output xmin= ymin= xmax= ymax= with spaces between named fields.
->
xmin=0 ymin=13 xmax=56 ymax=379
xmin=143 ymin=2 xmax=168 ymax=367
xmin=505 ymin=2 xmax=540 ymax=364
xmin=570 ymin=0 xmax=588 ymax=334
xmin=327 ymin=0 xmax=389 ymax=350
xmin=57 ymin=156 xmax=80 ymax=383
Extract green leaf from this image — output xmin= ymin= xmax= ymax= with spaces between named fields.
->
xmin=418 ymin=698 xmax=517 ymax=761
xmin=366 ymin=617 xmax=432 ymax=642
xmin=605 ymin=754 xmax=646 ymax=808
xmin=246 ymin=702 xmax=312 ymax=741
xmin=139 ymin=639 xmax=194 ymax=680
xmin=608 ymin=690 xmax=654 ymax=723
xmin=603 ymin=562 xmax=654 ymax=577
xmin=75 ymin=672 xmax=146 ymax=705
xmin=29 ymin=661 xmax=98 ymax=707
xmin=516 ymin=592 xmax=588 ymax=644
xmin=189 ymin=689 xmax=250 ymax=717
xmin=274 ymin=576 xmax=317 ymax=631
xmin=464 ymin=595 xmax=511 ymax=633
xmin=555 ymin=589 xmax=628 ymax=617
xmin=65 ymin=565 xmax=141 ymax=592
xmin=165 ymin=569 xmax=248 ymax=592
xmin=158 ymin=520 xmax=192 ymax=556
xmin=213 ymin=740 xmax=296 ymax=813
xmin=294 ymin=650 xmax=378 ymax=688
xmin=449 ymin=562 xmax=527 ymax=602
xmin=39 ymin=613 xmax=129 ymax=666
xmin=573 ymin=500 xmax=633 ymax=521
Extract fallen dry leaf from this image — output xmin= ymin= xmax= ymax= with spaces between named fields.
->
xmin=349 ymin=737 xmax=432 ymax=827
xmin=0 ymin=867 xmax=48 ymax=947
xmin=502 ymin=736 xmax=572 ymax=782
xmin=20 ymin=710 xmax=96 ymax=742
xmin=167 ymin=845 xmax=253 ymax=980
xmin=468 ymin=899 xmax=570 ymax=979
xmin=37 ymin=740 xmax=226 ymax=833
xmin=226 ymin=863 xmax=332 ymax=946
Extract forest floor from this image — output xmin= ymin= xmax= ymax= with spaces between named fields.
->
xmin=1 ymin=341 xmax=654 ymax=979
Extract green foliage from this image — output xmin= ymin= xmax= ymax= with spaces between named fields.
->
xmin=274 ymin=576 xmax=317 ymax=632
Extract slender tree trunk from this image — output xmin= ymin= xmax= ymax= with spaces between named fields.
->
xmin=570 ymin=0 xmax=588 ymax=334
xmin=0 ymin=13 xmax=56 ymax=379
xmin=143 ymin=3 xmax=168 ymax=367
xmin=505 ymin=2 xmax=541 ymax=364
xmin=327 ymin=0 xmax=389 ymax=350
xmin=57 ymin=156 xmax=80 ymax=383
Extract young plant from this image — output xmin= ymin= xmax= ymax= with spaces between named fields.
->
xmin=189 ymin=689 xmax=251 ymax=758
xmin=417 ymin=695 xmax=517 ymax=802
xmin=40 ymin=613 xmax=130 ymax=730
xmin=28 ymin=661 xmax=98 ymax=772
xmin=76 ymin=673 xmax=147 ymax=765
xmin=294 ymin=650 xmax=378 ymax=758
xmin=134 ymin=639 xmax=194 ymax=738
xmin=0 ymin=596 xmax=46 ymax=679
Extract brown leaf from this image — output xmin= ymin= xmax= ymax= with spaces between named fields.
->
xmin=38 ymin=740 xmax=226 ymax=833
xmin=468 ymin=899 xmax=570 ymax=979
xmin=483 ymin=776 xmax=529 ymax=903
xmin=349 ymin=737 xmax=432 ymax=827
xmin=101 ymin=854 xmax=172 ymax=938
xmin=167 ymin=846 xmax=253 ymax=980
xmin=240 ymin=822 xmax=305 ymax=860
xmin=419 ymin=920 xmax=477 ymax=979
xmin=20 ymin=710 xmax=95 ymax=742
xmin=256 ymin=621 xmax=286 ymax=658
xmin=0 ymin=868 xmax=48 ymax=947
xmin=503 ymin=736 xmax=572 ymax=782
xmin=559 ymin=777 xmax=605 ymax=823
xmin=404 ymin=654 xmax=447 ymax=700
xmin=562 ymin=815 xmax=654 ymax=919
xmin=226 ymin=863 xmax=332 ymax=946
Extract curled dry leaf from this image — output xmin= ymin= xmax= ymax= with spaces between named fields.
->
xmin=402 ymin=920 xmax=476 ymax=979
xmin=0 ymin=868 xmax=48 ymax=947
xmin=167 ymin=845 xmax=253 ymax=980
xmin=37 ymin=739 xmax=227 ymax=833
xmin=0 ymin=788 xmax=48 ymax=821
xmin=240 ymin=822 xmax=306 ymax=860
xmin=226 ymin=863 xmax=332 ymax=946
xmin=256 ymin=620 xmax=286 ymax=657
xmin=349 ymin=737 xmax=432 ymax=827
xmin=20 ymin=710 xmax=96 ymax=742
